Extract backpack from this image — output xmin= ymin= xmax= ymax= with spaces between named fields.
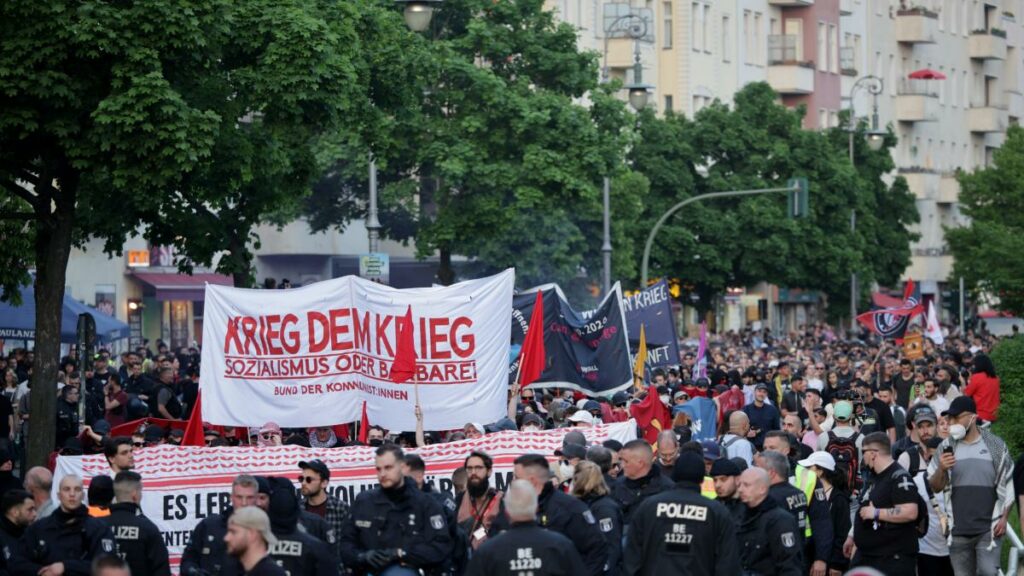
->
xmin=825 ymin=431 xmax=861 ymax=493
xmin=902 ymin=448 xmax=947 ymax=537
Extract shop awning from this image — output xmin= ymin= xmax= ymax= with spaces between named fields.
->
xmin=132 ymin=272 xmax=233 ymax=301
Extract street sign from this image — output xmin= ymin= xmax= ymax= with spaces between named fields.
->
xmin=359 ymin=253 xmax=390 ymax=285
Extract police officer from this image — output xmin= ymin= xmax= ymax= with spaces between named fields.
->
xmin=222 ymin=477 xmax=337 ymax=576
xmin=55 ymin=385 xmax=80 ymax=449
xmin=736 ymin=467 xmax=803 ymax=575
xmin=339 ymin=444 xmax=452 ymax=575
xmin=254 ymin=476 xmax=332 ymax=545
xmin=8 ymin=475 xmax=116 ymax=576
xmin=710 ymin=458 xmax=746 ymax=523
xmin=756 ymin=451 xmax=807 ymax=549
xmin=610 ymin=440 xmax=674 ymax=525
xmin=181 ymin=474 xmax=260 ymax=575
xmin=107 ymin=471 xmax=170 ymax=576
xmin=465 ymin=480 xmax=587 ymax=576
xmin=404 ymin=454 xmax=465 ymax=575
xmin=0 ymin=490 xmax=36 ymax=575
xmin=490 ymin=454 xmax=608 ymax=576
xmin=622 ymin=452 xmax=740 ymax=575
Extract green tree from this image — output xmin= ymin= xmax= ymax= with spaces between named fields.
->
xmin=947 ymin=125 xmax=1024 ymax=315
xmin=0 ymin=0 xmax=405 ymax=465
xmin=306 ymin=0 xmax=644 ymax=291
xmin=631 ymin=83 xmax=917 ymax=321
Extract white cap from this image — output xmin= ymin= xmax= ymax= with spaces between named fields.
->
xmin=798 ymin=451 xmax=836 ymax=472
xmin=768 ymin=359 xmax=780 ymax=368
xmin=576 ymin=398 xmax=590 ymax=410
xmin=567 ymin=411 xmax=595 ymax=425
xmin=229 ymin=506 xmax=278 ymax=547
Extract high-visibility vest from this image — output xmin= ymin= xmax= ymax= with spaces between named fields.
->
xmin=790 ymin=464 xmax=816 ymax=538
xmin=701 ymin=476 xmax=717 ymax=500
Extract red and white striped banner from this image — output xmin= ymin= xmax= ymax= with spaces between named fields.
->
xmin=54 ymin=420 xmax=637 ymax=573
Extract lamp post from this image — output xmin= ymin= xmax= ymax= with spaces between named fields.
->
xmin=601 ymin=12 xmax=652 ymax=296
xmin=846 ymin=75 xmax=884 ymax=332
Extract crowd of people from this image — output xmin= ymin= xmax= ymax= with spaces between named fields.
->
xmin=0 ymin=323 xmax=1017 ymax=576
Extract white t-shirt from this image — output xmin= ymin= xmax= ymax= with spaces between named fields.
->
xmin=721 ymin=433 xmax=755 ymax=466
xmin=899 ymin=450 xmax=949 ymax=557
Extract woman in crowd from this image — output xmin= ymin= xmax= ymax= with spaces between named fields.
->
xmin=572 ymin=461 xmax=622 ymax=576
xmin=965 ymin=353 xmax=1000 ymax=422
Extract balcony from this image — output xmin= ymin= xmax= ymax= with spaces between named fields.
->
xmin=969 ymin=30 xmax=1008 ymax=60
xmin=767 ymin=35 xmax=815 ymax=94
xmin=900 ymin=168 xmax=941 ymax=201
xmin=895 ymin=8 xmax=939 ymax=44
xmin=768 ymin=0 xmax=813 ymax=5
xmin=895 ymin=82 xmax=939 ymax=122
xmin=840 ymin=0 xmax=853 ymax=15
xmin=938 ymin=174 xmax=960 ymax=204
xmin=839 ymin=46 xmax=857 ymax=76
xmin=968 ymin=105 xmax=1009 ymax=132
xmin=1007 ymin=90 xmax=1024 ymax=119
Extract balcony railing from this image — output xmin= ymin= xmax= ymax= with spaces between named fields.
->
xmin=768 ymin=34 xmax=810 ymax=66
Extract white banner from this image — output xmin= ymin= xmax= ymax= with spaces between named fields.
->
xmin=200 ymin=270 xmax=515 ymax=431
xmin=54 ymin=422 xmax=637 ymax=573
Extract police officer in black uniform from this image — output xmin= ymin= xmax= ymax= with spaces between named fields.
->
xmin=181 ymin=474 xmax=261 ymax=575
xmin=222 ymin=477 xmax=337 ymax=576
xmin=490 ymin=453 xmax=608 ymax=576
xmin=0 ymin=490 xmax=36 ymax=575
xmin=622 ymin=452 xmax=740 ymax=575
xmin=106 ymin=471 xmax=170 ymax=576
xmin=339 ymin=444 xmax=452 ymax=575
xmin=610 ymin=440 xmax=674 ymax=525
xmin=404 ymin=454 xmax=465 ymax=575
xmin=8 ymin=475 xmax=116 ymax=576
xmin=55 ymin=386 xmax=80 ymax=450
xmin=757 ymin=450 xmax=808 ymax=549
xmin=736 ymin=467 xmax=803 ymax=576
xmin=466 ymin=479 xmax=587 ymax=576
xmin=147 ymin=367 xmax=182 ymax=420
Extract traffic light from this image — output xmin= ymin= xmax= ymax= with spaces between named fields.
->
xmin=787 ymin=178 xmax=809 ymax=218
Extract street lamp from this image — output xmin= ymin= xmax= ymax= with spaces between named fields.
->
xmin=395 ymin=0 xmax=441 ymax=32
xmin=846 ymin=75 xmax=884 ymax=332
xmin=600 ymin=11 xmax=653 ymax=296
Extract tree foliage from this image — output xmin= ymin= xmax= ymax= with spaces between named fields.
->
xmin=629 ymin=83 xmax=918 ymax=320
xmin=947 ymin=125 xmax=1024 ymax=315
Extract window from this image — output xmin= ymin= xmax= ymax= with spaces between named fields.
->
xmin=693 ymin=95 xmax=710 ymax=114
xmin=817 ymin=22 xmax=827 ymax=70
xmin=722 ymin=15 xmax=731 ymax=62
xmin=819 ymin=108 xmax=828 ymax=129
xmin=830 ymin=110 xmax=840 ymax=128
xmin=744 ymin=10 xmax=753 ymax=64
xmin=663 ymin=2 xmax=673 ymax=48
xmin=939 ymin=66 xmax=945 ymax=105
xmin=754 ymin=12 xmax=763 ymax=64
xmin=692 ymin=3 xmax=700 ymax=51
xmin=828 ymin=24 xmax=838 ymax=73
xmin=702 ymin=4 xmax=710 ymax=53
xmin=888 ymin=54 xmax=896 ymax=96
xmin=854 ymin=34 xmax=862 ymax=71
xmin=950 ymin=68 xmax=957 ymax=107
xmin=963 ymin=71 xmax=969 ymax=106
xmin=665 ymin=95 xmax=674 ymax=112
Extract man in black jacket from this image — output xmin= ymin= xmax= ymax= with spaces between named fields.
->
xmin=55 ymin=386 xmax=80 ymax=450
xmin=106 ymin=472 xmax=170 ymax=576
xmin=490 ymin=454 xmax=607 ymax=576
xmin=466 ymin=480 xmax=586 ymax=576
xmin=339 ymin=445 xmax=452 ymax=575
xmin=610 ymin=440 xmax=674 ymax=525
xmin=736 ymin=467 xmax=803 ymax=576
xmin=8 ymin=475 xmax=116 ymax=576
xmin=180 ymin=474 xmax=259 ymax=576
xmin=623 ymin=452 xmax=740 ymax=575
xmin=0 ymin=490 xmax=35 ymax=575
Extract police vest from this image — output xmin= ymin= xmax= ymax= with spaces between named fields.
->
xmin=701 ymin=476 xmax=716 ymax=500
xmin=789 ymin=464 xmax=815 ymax=538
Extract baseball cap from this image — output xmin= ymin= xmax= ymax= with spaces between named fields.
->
xmin=563 ymin=430 xmax=588 ymax=447
xmin=798 ymin=451 xmax=836 ymax=472
xmin=673 ymin=390 xmax=689 ymax=401
xmin=833 ymin=401 xmax=854 ymax=421
xmin=911 ymin=405 xmax=938 ymax=425
xmin=700 ymin=439 xmax=721 ymax=461
xmin=582 ymin=400 xmax=601 ymax=413
xmin=768 ymin=359 xmax=779 ymax=368
xmin=144 ymin=425 xmax=165 ymax=443
xmin=555 ymin=443 xmax=587 ymax=460
xmin=299 ymin=459 xmax=330 ymax=481
xmin=91 ymin=420 xmax=111 ymax=436
xmin=942 ymin=396 xmax=977 ymax=418
xmin=611 ymin=391 xmax=630 ymax=406
xmin=567 ymin=411 xmax=595 ymax=425
xmin=755 ymin=383 xmax=770 ymax=392
xmin=229 ymin=506 xmax=278 ymax=547
xmin=709 ymin=458 xmax=741 ymax=477
xmin=521 ymin=413 xmax=544 ymax=428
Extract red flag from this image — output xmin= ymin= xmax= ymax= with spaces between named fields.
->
xmin=856 ymin=279 xmax=924 ymax=342
xmin=629 ymin=385 xmax=672 ymax=444
xmin=357 ymin=401 xmax=369 ymax=444
xmin=390 ymin=305 xmax=417 ymax=383
xmin=517 ymin=291 xmax=546 ymax=387
xmin=181 ymin=391 xmax=206 ymax=447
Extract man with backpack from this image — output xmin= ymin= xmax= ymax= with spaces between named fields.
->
xmin=818 ymin=401 xmax=862 ymax=495
xmin=845 ymin=432 xmax=921 ymax=576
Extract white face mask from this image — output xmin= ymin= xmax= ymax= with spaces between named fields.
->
xmin=949 ymin=416 xmax=973 ymax=441
xmin=523 ymin=425 xmax=541 ymax=432
xmin=559 ymin=461 xmax=575 ymax=480
xmin=659 ymin=395 xmax=671 ymax=405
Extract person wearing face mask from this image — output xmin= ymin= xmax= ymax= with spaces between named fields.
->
xmin=928 ymin=396 xmax=1014 ymax=576
xmin=520 ymin=413 xmax=545 ymax=432
xmin=456 ymin=451 xmax=505 ymax=551
xmin=554 ymin=443 xmax=586 ymax=490
xmin=656 ymin=386 xmax=671 ymax=407
xmin=797 ymin=452 xmax=850 ymax=576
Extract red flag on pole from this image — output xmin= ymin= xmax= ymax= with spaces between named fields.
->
xmin=357 ymin=401 xmax=369 ymax=444
xmin=182 ymin=391 xmax=206 ymax=447
xmin=630 ymin=385 xmax=672 ymax=445
xmin=390 ymin=305 xmax=417 ymax=384
xmin=517 ymin=291 xmax=546 ymax=387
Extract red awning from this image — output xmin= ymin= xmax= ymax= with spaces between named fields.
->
xmin=132 ymin=272 xmax=233 ymax=301
xmin=871 ymin=292 xmax=903 ymax=309
xmin=908 ymin=68 xmax=946 ymax=80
